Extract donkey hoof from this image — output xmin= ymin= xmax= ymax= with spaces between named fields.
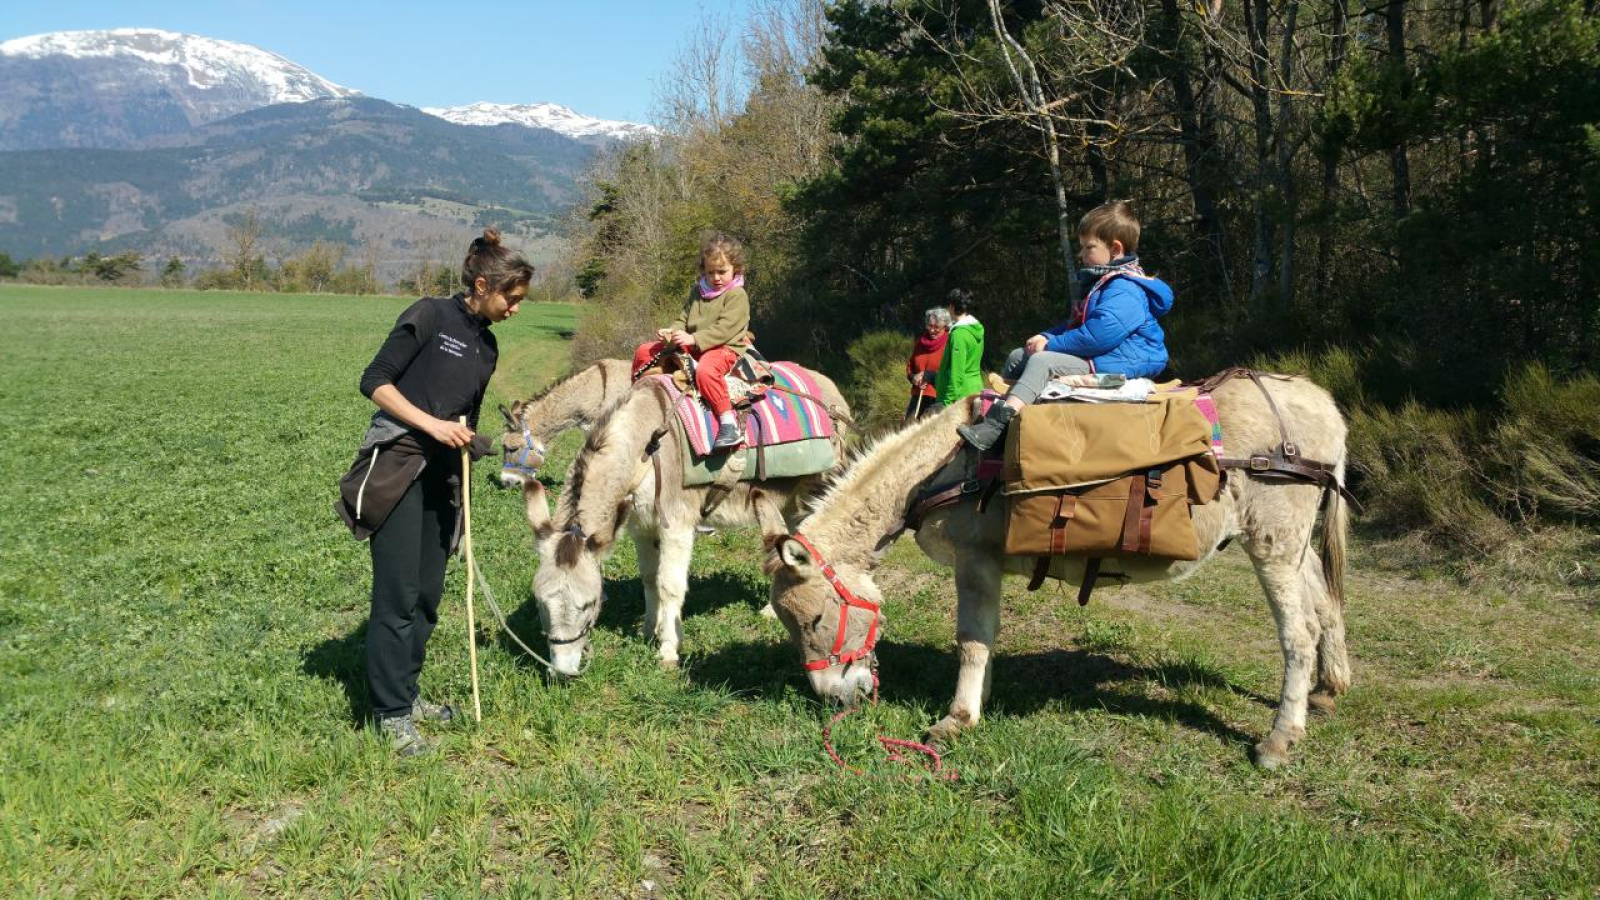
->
xmin=658 ymin=657 xmax=680 ymax=671
xmin=1252 ymin=736 xmax=1293 ymax=770
xmin=926 ymin=717 xmax=963 ymax=749
xmin=1308 ymin=691 xmax=1337 ymax=716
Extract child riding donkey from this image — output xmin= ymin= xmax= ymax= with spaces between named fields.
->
xmin=958 ymin=201 xmax=1174 ymax=450
xmin=632 ymin=232 xmax=752 ymax=450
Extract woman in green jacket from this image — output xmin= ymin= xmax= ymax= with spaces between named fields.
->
xmin=934 ymin=289 xmax=984 ymax=407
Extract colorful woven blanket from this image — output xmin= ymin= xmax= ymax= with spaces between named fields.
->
xmin=644 ymin=361 xmax=837 ymax=458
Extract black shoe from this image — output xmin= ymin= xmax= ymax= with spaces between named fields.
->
xmin=712 ymin=421 xmax=744 ymax=450
xmin=957 ymin=402 xmax=1017 ymax=452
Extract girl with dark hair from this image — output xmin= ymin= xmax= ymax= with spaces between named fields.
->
xmin=336 ymin=228 xmax=533 ymax=755
xmin=934 ymin=288 xmax=985 ymax=408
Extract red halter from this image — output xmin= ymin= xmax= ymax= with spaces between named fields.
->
xmin=789 ymin=533 xmax=881 ymax=672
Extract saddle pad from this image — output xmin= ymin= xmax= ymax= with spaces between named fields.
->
xmin=654 ymin=362 xmax=836 ymax=458
xmin=1190 ymin=391 xmax=1225 ymax=458
xmin=682 ymin=437 xmax=838 ymax=487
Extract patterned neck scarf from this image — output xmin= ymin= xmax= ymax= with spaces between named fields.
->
xmin=1073 ymin=255 xmax=1144 ymax=323
xmin=698 ymin=273 xmax=744 ymax=300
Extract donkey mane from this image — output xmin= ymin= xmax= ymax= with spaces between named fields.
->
xmin=807 ymin=400 xmax=972 ymax=519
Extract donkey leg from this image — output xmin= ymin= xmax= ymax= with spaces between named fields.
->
xmin=648 ymin=522 xmax=696 ymax=668
xmin=1246 ymin=549 xmax=1319 ymax=769
xmin=632 ymin=522 xmax=662 ymax=642
xmin=928 ymin=554 xmax=1003 ymax=747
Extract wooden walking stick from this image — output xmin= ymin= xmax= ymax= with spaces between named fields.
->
xmin=458 ymin=416 xmax=483 ymax=723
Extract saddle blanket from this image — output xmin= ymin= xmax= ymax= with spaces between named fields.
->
xmin=648 ymin=361 xmax=837 ymax=458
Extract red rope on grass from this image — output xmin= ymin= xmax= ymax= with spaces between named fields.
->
xmin=820 ymin=673 xmax=957 ymax=781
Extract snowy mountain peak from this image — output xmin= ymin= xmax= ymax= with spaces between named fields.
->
xmin=0 ymin=29 xmax=359 ymax=104
xmin=422 ymin=101 xmax=656 ymax=142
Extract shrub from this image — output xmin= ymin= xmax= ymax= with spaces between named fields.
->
xmin=843 ymin=330 xmax=920 ymax=437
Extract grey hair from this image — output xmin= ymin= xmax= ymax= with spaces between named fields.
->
xmin=924 ymin=307 xmax=952 ymax=327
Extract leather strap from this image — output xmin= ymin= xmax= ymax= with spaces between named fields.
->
xmin=1049 ymin=494 xmax=1076 ymax=555
xmin=1078 ymin=558 xmax=1102 ymax=605
xmin=1028 ymin=557 xmax=1050 ymax=592
xmin=1120 ymin=473 xmax=1147 ymax=553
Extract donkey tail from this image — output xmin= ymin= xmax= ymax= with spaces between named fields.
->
xmin=1320 ymin=461 xmax=1349 ymax=611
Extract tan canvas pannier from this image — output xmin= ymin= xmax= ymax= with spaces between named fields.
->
xmin=1003 ymin=390 xmax=1222 ymax=563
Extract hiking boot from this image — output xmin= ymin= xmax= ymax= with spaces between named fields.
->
xmin=411 ymin=698 xmax=456 ymax=723
xmin=378 ymin=714 xmax=430 ymax=757
xmin=712 ymin=421 xmax=744 ymax=451
xmin=957 ymin=402 xmax=1018 ymax=452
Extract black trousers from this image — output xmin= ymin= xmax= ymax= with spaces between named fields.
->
xmin=366 ymin=468 xmax=455 ymax=719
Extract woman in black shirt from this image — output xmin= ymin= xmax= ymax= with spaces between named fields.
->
xmin=343 ymin=228 xmax=531 ymax=755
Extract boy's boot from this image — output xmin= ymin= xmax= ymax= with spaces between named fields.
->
xmin=412 ymin=698 xmax=456 ymax=723
xmin=957 ymin=402 xmax=1017 ymax=452
xmin=378 ymin=713 xmax=430 ymax=757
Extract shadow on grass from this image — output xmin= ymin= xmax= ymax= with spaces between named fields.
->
xmin=301 ymin=624 xmax=371 ymax=727
xmin=479 ymin=570 xmax=768 ymax=670
xmin=691 ymin=636 xmax=1262 ymax=748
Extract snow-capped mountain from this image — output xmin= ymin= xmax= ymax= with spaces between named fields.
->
xmin=423 ymin=102 xmax=656 ymax=144
xmin=0 ymin=28 xmax=360 ymax=150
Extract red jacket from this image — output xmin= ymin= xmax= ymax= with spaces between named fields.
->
xmin=906 ymin=332 xmax=947 ymax=399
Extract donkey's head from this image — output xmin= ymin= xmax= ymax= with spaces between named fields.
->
xmin=765 ymin=534 xmax=882 ymax=706
xmin=524 ymin=481 xmax=622 ymax=677
xmin=498 ymin=401 xmax=547 ymax=487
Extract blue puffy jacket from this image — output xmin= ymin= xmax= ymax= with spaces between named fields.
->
xmin=1041 ymin=273 xmax=1174 ymax=377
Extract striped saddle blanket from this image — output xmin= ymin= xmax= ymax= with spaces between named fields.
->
xmin=643 ymin=361 xmax=838 ymax=458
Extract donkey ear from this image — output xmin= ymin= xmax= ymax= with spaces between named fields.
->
xmin=499 ymin=402 xmax=517 ymax=427
xmin=523 ymin=481 xmax=554 ymax=539
xmin=750 ymin=489 xmax=788 ymax=550
xmin=777 ymin=537 xmax=814 ymax=572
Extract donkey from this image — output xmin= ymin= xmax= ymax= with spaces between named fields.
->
xmin=763 ymin=377 xmax=1352 ymax=768
xmin=498 ymin=358 xmax=633 ymax=486
xmin=522 ymin=370 xmax=852 ymax=675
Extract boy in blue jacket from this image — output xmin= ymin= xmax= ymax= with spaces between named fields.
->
xmin=959 ymin=200 xmax=1174 ymax=450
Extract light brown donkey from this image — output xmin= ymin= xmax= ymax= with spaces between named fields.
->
xmin=523 ymin=371 xmax=852 ymax=674
xmin=764 ymin=378 xmax=1351 ymax=768
xmin=498 ymin=358 xmax=633 ymax=486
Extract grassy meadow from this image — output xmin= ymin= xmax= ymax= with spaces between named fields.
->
xmin=0 ymin=284 xmax=1596 ymax=898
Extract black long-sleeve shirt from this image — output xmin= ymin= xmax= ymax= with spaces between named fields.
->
xmin=360 ymin=294 xmax=498 ymax=430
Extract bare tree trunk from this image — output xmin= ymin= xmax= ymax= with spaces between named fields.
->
xmin=1159 ymin=0 xmax=1231 ymax=305
xmin=1275 ymin=0 xmax=1302 ymax=311
xmin=1386 ymin=0 xmax=1412 ymax=219
xmin=987 ymin=0 xmax=1082 ymax=309
xmin=1245 ymin=0 xmax=1276 ymax=309
xmin=1314 ymin=0 xmax=1350 ymax=304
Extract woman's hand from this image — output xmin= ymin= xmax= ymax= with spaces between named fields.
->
xmin=1025 ymin=334 xmax=1049 ymax=355
xmin=911 ymin=372 xmax=925 ymax=387
xmin=425 ymin=417 xmax=475 ymax=449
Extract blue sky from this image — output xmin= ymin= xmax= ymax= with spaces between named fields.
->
xmin=0 ymin=0 xmax=736 ymax=123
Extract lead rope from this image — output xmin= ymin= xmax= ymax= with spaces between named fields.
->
xmin=820 ymin=672 xmax=957 ymax=782
xmin=467 ymin=554 xmax=582 ymax=676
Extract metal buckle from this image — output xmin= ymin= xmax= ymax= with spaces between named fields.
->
xmin=1249 ymin=455 xmax=1271 ymax=471
xmin=1282 ymin=441 xmax=1299 ymax=458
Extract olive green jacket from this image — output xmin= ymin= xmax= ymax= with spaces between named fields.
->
xmin=668 ymin=285 xmax=751 ymax=354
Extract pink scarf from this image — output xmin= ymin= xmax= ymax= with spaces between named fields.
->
xmin=698 ymin=273 xmax=744 ymax=299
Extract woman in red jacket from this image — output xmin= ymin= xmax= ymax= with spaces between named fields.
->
xmin=904 ymin=306 xmax=950 ymax=422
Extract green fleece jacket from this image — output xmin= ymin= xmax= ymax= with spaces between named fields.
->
xmin=668 ymin=284 xmax=751 ymax=354
xmin=935 ymin=314 xmax=985 ymax=406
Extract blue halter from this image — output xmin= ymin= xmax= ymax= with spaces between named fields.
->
xmin=501 ymin=422 xmax=544 ymax=478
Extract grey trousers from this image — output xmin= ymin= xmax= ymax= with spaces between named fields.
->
xmin=1001 ymin=347 xmax=1092 ymax=403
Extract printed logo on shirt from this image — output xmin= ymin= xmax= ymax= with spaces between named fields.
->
xmin=439 ymin=333 xmax=468 ymax=358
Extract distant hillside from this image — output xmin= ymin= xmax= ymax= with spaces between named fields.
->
xmin=0 ymin=97 xmax=595 ymax=270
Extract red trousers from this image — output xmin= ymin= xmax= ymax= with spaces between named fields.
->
xmin=633 ymin=341 xmax=740 ymax=416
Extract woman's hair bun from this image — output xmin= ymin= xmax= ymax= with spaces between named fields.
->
xmin=476 ymin=228 xmax=502 ymax=250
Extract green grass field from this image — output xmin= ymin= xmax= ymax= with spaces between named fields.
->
xmin=1 ymin=284 xmax=1596 ymax=898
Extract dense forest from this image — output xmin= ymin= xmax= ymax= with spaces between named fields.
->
xmin=565 ymin=0 xmax=1599 ymax=581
